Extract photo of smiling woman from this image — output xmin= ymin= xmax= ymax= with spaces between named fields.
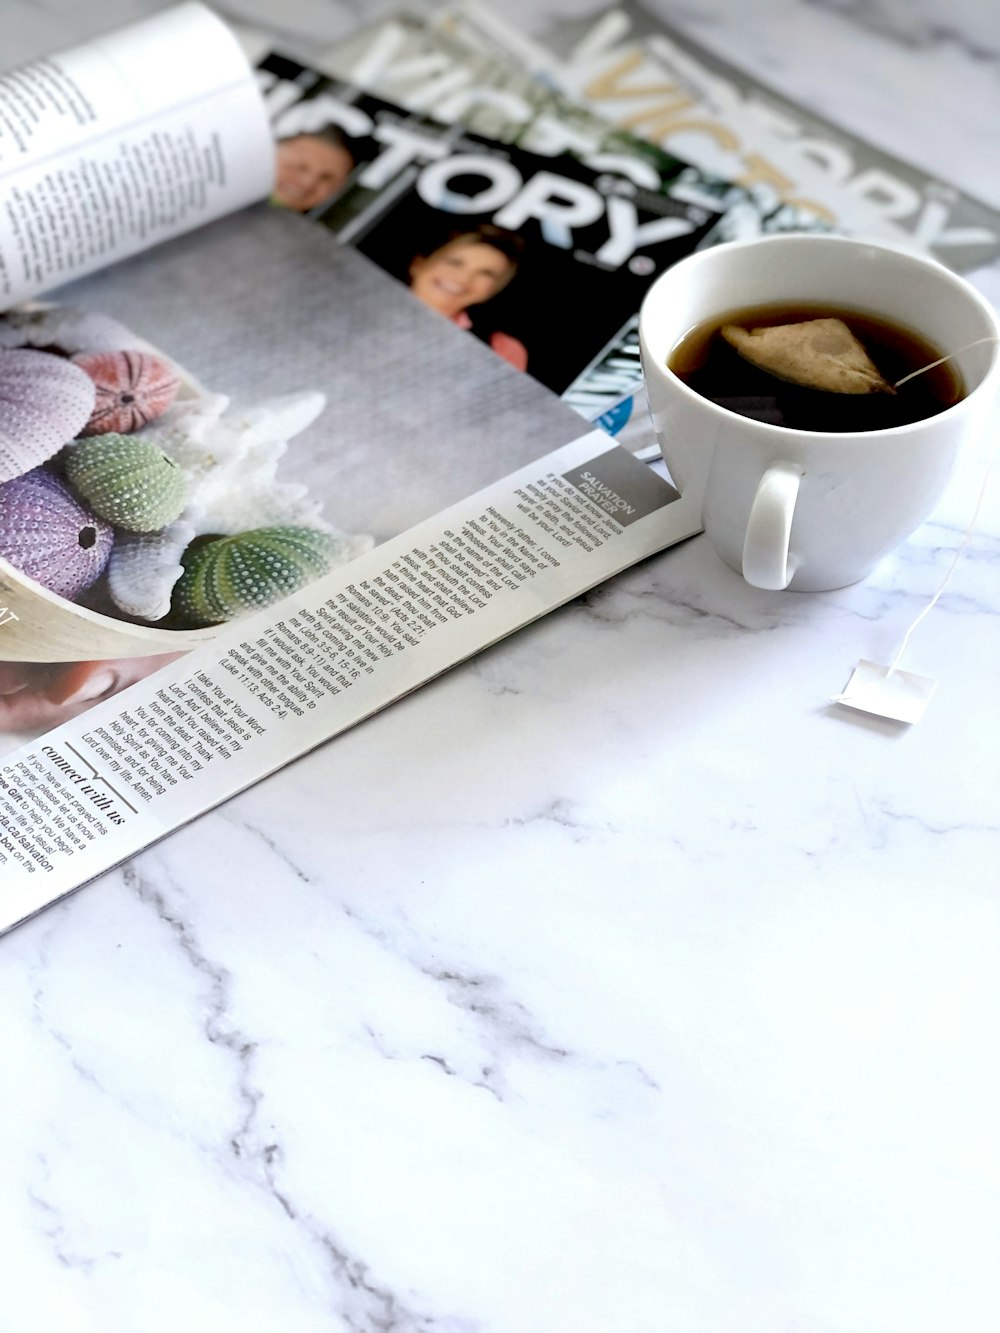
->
xmin=407 ymin=225 xmax=528 ymax=373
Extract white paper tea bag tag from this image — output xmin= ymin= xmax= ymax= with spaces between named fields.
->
xmin=832 ymin=659 xmax=937 ymax=723
xmin=831 ymin=365 xmax=996 ymax=724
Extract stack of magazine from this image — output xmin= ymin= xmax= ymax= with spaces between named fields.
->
xmin=0 ymin=1 xmax=997 ymax=931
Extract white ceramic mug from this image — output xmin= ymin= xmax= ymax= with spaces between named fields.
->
xmin=639 ymin=234 xmax=1000 ymax=591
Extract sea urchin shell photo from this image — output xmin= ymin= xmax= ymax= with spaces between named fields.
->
xmin=65 ymin=433 xmax=188 ymax=533
xmin=0 ymin=349 xmax=97 ymax=483
xmin=172 ymin=526 xmax=340 ymax=626
xmin=0 ymin=467 xmax=114 ymax=600
xmin=73 ymin=349 xmax=181 ymax=435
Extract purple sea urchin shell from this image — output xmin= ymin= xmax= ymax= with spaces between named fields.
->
xmin=0 ymin=467 xmax=113 ymax=600
xmin=0 ymin=349 xmax=96 ymax=483
xmin=73 ymin=350 xmax=180 ymax=435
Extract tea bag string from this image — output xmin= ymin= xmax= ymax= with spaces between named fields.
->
xmin=892 ymin=335 xmax=998 ymax=389
xmin=887 ymin=438 xmax=995 ymax=674
xmin=887 ymin=334 xmax=999 ymax=676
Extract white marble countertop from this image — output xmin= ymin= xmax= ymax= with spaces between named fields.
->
xmin=2 ymin=2 xmax=999 ymax=1331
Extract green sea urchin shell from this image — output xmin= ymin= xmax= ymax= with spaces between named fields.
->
xmin=64 ymin=433 xmax=187 ymax=533
xmin=172 ymin=526 xmax=339 ymax=627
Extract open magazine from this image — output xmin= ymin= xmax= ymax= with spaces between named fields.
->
xmin=0 ymin=5 xmax=701 ymax=929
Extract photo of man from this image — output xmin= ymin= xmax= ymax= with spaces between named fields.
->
xmin=273 ymin=127 xmax=357 ymax=212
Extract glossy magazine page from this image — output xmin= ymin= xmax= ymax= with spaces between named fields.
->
xmin=0 ymin=204 xmax=700 ymax=926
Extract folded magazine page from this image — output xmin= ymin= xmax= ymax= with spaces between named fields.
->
xmin=0 ymin=202 xmax=700 ymax=927
xmin=0 ymin=3 xmax=273 ymax=307
xmin=438 ymin=1 xmax=1000 ymax=272
xmin=0 ymin=430 xmax=698 ymax=928
xmin=257 ymin=51 xmax=722 ymax=428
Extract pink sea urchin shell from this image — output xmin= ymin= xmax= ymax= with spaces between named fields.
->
xmin=0 ymin=467 xmax=114 ymax=600
xmin=73 ymin=350 xmax=181 ymax=436
xmin=0 ymin=349 xmax=97 ymax=484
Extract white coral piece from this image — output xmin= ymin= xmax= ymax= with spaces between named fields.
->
xmin=140 ymin=392 xmax=231 ymax=474
xmin=107 ymin=514 xmax=200 ymax=620
xmin=328 ymin=530 xmax=376 ymax=565
xmin=145 ymin=391 xmax=332 ymax=535
xmin=0 ymin=305 xmax=141 ymax=355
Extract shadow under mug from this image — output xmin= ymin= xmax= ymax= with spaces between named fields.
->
xmin=639 ymin=234 xmax=1000 ymax=591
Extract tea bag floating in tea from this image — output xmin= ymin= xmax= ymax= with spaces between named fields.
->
xmin=722 ymin=318 xmax=895 ymax=395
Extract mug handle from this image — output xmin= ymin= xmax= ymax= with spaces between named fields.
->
xmin=742 ymin=461 xmax=803 ymax=590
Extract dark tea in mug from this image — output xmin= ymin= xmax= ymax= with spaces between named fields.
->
xmin=668 ymin=302 xmax=965 ymax=433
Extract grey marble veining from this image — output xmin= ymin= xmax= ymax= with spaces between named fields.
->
xmin=809 ymin=0 xmax=1000 ymax=56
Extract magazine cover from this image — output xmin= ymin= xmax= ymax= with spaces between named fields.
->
xmin=311 ymin=10 xmax=827 ymax=244
xmin=257 ymin=51 xmax=722 ymax=424
xmin=438 ymin=1 xmax=1000 ymax=272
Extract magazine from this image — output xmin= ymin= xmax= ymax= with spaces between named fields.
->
xmin=0 ymin=2 xmax=274 ymax=306
xmin=257 ymin=50 xmax=726 ymax=431
xmin=436 ymin=1 xmax=1000 ymax=273
xmin=310 ymin=10 xmax=827 ymax=245
xmin=0 ymin=8 xmax=700 ymax=930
